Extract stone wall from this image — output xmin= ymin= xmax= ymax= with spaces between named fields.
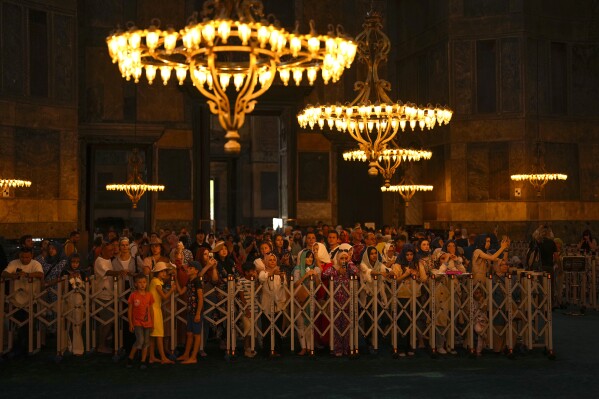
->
xmin=0 ymin=101 xmax=78 ymax=239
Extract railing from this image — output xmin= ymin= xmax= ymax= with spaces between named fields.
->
xmin=560 ymin=254 xmax=598 ymax=311
xmin=1 ymin=271 xmax=556 ymax=360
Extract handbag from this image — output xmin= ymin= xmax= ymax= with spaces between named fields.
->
xmin=294 ymin=285 xmax=310 ymax=305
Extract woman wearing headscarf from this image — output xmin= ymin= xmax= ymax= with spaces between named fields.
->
xmin=292 ymin=249 xmax=321 ymax=355
xmin=322 ymin=243 xmax=358 ymax=356
xmin=36 ymin=241 xmax=67 ymax=303
xmin=381 ymin=242 xmax=397 ymax=270
xmin=416 ymin=239 xmax=434 ymax=276
xmin=311 ymin=242 xmax=332 ymax=348
xmin=391 ymin=244 xmax=427 ymax=356
xmin=435 ymin=240 xmax=466 ymax=274
xmin=471 ymin=234 xmax=510 ymax=283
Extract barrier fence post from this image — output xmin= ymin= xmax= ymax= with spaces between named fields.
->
xmin=28 ymin=277 xmax=34 ymax=354
xmin=373 ymin=275 xmax=379 ymax=351
xmin=349 ymin=275 xmax=355 ymax=356
xmin=449 ymin=275 xmax=456 ymax=352
xmin=250 ymin=276 xmax=255 ymax=353
xmin=467 ymin=276 xmax=474 ymax=355
xmin=85 ymin=278 xmax=91 ymax=353
xmin=410 ymin=277 xmax=417 ymax=352
xmin=228 ymin=275 xmax=235 ymax=358
xmin=112 ymin=277 xmax=119 ymax=356
xmin=56 ymin=278 xmax=63 ymax=358
xmin=391 ymin=276 xmax=397 ymax=355
xmin=329 ymin=278 xmax=334 ymax=354
xmin=0 ymin=278 xmax=5 ymax=354
xmin=526 ymin=274 xmax=533 ymax=350
xmin=545 ymin=273 xmax=554 ymax=358
xmin=269 ymin=275 xmax=275 ymax=355
xmin=506 ymin=274 xmax=514 ymax=357
xmin=352 ymin=276 xmax=359 ymax=356
xmin=169 ymin=275 xmax=176 ymax=353
xmin=429 ymin=276 xmax=436 ymax=355
xmin=486 ymin=275 xmax=494 ymax=352
xmin=591 ymin=256 xmax=597 ymax=310
xmin=310 ymin=276 xmax=316 ymax=357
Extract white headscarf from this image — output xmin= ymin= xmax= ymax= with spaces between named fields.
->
xmin=381 ymin=242 xmax=396 ymax=264
xmin=313 ymin=242 xmax=331 ymax=264
xmin=333 ymin=243 xmax=353 ymax=266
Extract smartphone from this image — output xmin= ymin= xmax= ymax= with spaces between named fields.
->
xmin=209 ymin=252 xmax=214 ymax=259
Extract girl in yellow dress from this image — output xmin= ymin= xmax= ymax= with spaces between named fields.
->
xmin=148 ymin=261 xmax=176 ymax=364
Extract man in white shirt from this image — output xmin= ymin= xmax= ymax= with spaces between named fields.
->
xmin=2 ymin=247 xmax=43 ymax=354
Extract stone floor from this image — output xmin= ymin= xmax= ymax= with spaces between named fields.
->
xmin=1 ymin=310 xmax=598 ymax=398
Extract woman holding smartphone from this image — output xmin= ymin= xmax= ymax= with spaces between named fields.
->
xmin=322 ymin=243 xmax=357 ymax=357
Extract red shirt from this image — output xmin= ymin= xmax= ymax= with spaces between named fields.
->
xmin=128 ymin=291 xmax=154 ymax=328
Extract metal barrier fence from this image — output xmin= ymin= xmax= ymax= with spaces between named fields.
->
xmin=560 ymin=254 xmax=597 ymax=312
xmin=1 ymin=272 xmax=555 ymax=360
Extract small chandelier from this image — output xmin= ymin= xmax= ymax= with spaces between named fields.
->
xmin=343 ymin=144 xmax=432 ymax=187
xmin=510 ymin=142 xmax=567 ymax=197
xmin=106 ymin=149 xmax=164 ymax=208
xmin=0 ymin=178 xmax=32 ymax=193
xmin=380 ymin=176 xmax=433 ymax=207
xmin=297 ymin=8 xmax=452 ymax=170
xmin=106 ymin=0 xmax=357 ymax=154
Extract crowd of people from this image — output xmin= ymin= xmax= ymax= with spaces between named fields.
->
xmin=1 ymin=223 xmax=595 ymax=366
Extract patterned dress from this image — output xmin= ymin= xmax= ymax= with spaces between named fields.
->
xmin=36 ymin=255 xmax=67 ymax=303
xmin=323 ymin=263 xmax=358 ymax=355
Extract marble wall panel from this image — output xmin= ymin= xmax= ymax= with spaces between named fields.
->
xmin=53 ymin=14 xmax=75 ymax=103
xmin=450 ymin=143 xmax=467 ymax=202
xmin=0 ymin=127 xmax=15 ymax=176
xmin=424 ymin=145 xmax=446 ymax=202
xmin=500 ymin=38 xmax=522 ymax=113
xmin=85 ymin=47 xmax=123 ymax=122
xmin=158 ymin=149 xmax=192 ymax=200
xmin=572 ymin=44 xmax=599 ymax=116
xmin=137 ymin=83 xmax=184 ymax=122
xmin=251 ymin=116 xmax=279 ymax=163
xmin=155 ymin=201 xmax=193 ymax=221
xmin=59 ymin=130 xmax=78 ymax=200
xmin=463 ymin=0 xmax=509 ymax=17
xmin=579 ymin=143 xmax=599 ymax=201
xmin=1 ymin=2 xmax=24 ymax=95
xmin=467 ymin=143 xmax=489 ymax=201
xmin=542 ymin=142 xmax=579 ymax=201
xmin=296 ymin=202 xmax=332 ymax=225
xmin=453 ymin=40 xmax=473 ymax=115
xmin=14 ymin=129 xmax=60 ymax=199
xmin=429 ymin=43 xmax=450 ymax=105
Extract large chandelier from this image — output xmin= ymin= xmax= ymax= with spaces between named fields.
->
xmin=511 ymin=142 xmax=567 ymax=197
xmin=343 ymin=144 xmax=431 ymax=187
xmin=297 ymin=9 xmax=452 ymax=168
xmin=106 ymin=0 xmax=357 ymax=154
xmin=380 ymin=176 xmax=433 ymax=207
xmin=106 ymin=149 xmax=164 ymax=208
xmin=0 ymin=179 xmax=32 ymax=192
